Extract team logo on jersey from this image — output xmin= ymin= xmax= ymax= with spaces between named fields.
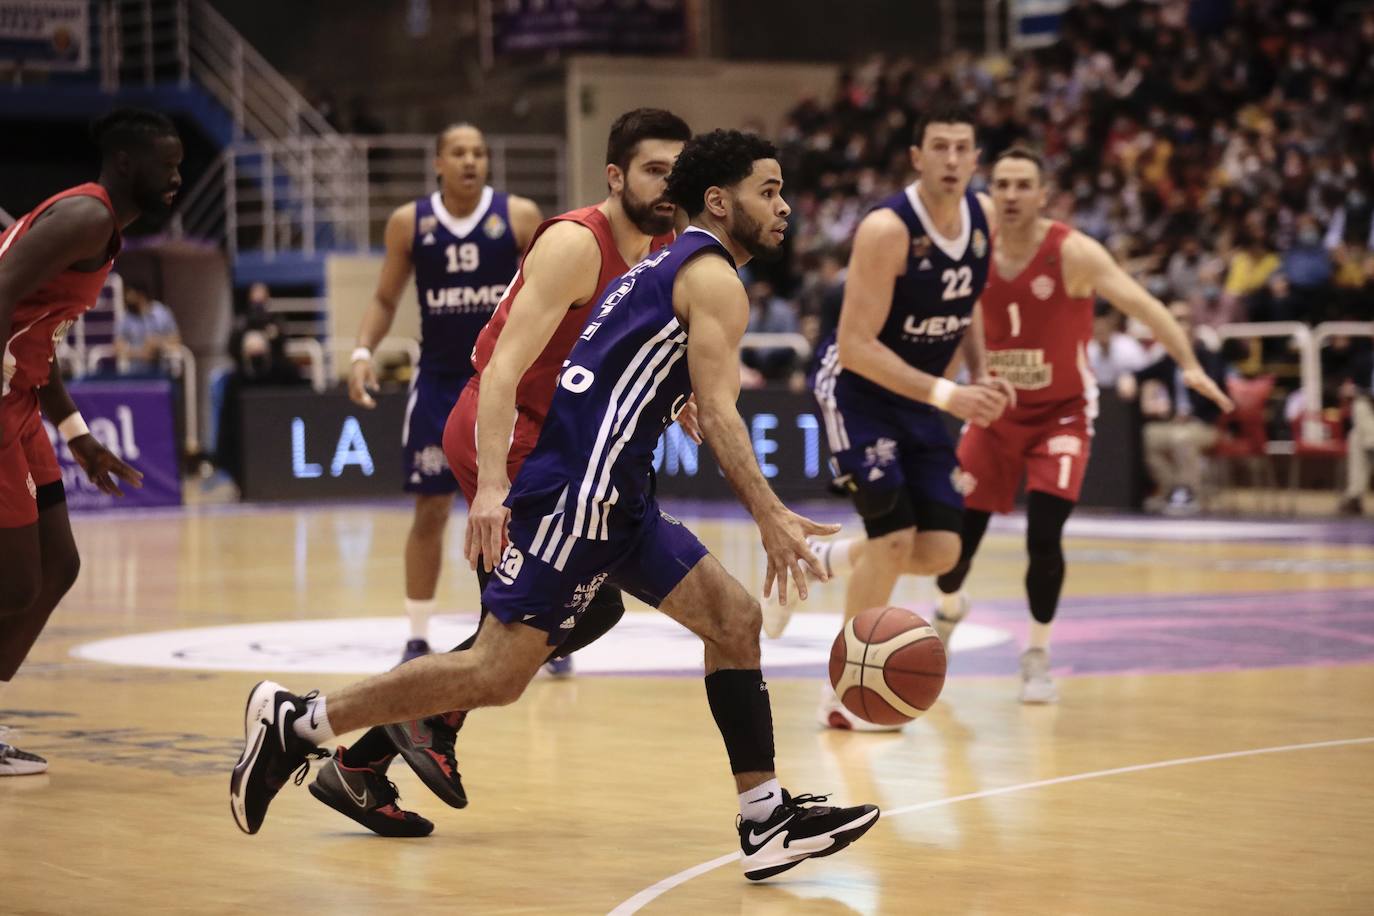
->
xmin=494 ymin=545 xmax=524 ymax=586
xmin=972 ymin=228 xmax=988 ymax=259
xmin=412 ymin=446 xmax=449 ymax=478
xmin=911 ymin=235 xmax=932 ymax=259
xmin=418 ymin=216 xmax=438 ymax=244
xmin=1046 ymin=434 xmax=1083 ymax=457
xmin=565 ymin=572 xmax=608 ymax=614
xmin=1031 ymin=275 xmax=1056 ymax=301
xmin=482 ymin=213 xmax=507 ymax=239
xmin=950 ymin=468 xmax=977 ymax=497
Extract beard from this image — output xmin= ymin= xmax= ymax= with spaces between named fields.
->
xmin=622 ymin=183 xmax=676 ymax=236
xmin=133 ymin=183 xmax=176 ymax=219
xmin=731 ymin=203 xmax=785 ymax=263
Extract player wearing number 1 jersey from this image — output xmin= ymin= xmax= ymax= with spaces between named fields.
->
xmin=932 ymin=149 xmax=1234 ymax=703
xmin=347 ymin=124 xmax=541 ymax=664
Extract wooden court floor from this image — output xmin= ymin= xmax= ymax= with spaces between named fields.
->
xmin=2 ymin=502 xmax=1372 ymax=915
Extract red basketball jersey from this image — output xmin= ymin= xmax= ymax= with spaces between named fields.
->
xmin=1 ymin=183 xmax=121 ymax=398
xmin=468 ymin=205 xmax=671 ymax=436
xmin=981 ymin=221 xmax=1096 ymax=413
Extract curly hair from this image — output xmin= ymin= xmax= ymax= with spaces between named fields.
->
xmin=664 ymin=130 xmax=779 ymax=218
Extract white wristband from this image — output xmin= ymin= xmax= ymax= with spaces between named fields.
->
xmin=929 ymin=377 xmax=956 ymax=411
xmin=58 ymin=412 xmax=90 ymax=443
xmin=351 ymin=346 xmax=373 ymax=364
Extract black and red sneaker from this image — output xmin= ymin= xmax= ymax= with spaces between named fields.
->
xmin=384 ymin=711 xmax=468 ymax=808
xmin=308 ymin=749 xmax=434 ymax=838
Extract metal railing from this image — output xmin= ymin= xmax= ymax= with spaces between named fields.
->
xmin=177 ymin=134 xmax=566 ymax=259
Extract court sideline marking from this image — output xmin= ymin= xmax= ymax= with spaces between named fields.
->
xmin=608 ymin=735 xmax=1374 ymax=914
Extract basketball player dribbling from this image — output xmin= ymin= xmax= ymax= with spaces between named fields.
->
xmin=774 ymin=101 xmax=1014 ymax=731
xmin=0 ymin=108 xmax=182 ymax=774
xmin=931 ymin=148 xmax=1233 ymax=702
xmin=307 ymin=109 xmax=697 ymax=836
xmin=347 ymin=123 xmax=541 ymax=665
xmin=231 ymin=130 xmax=881 ymax=880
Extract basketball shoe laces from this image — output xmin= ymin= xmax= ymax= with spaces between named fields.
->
xmin=738 ymin=790 xmax=833 ymax=828
xmin=281 ymin=690 xmax=330 ymax=788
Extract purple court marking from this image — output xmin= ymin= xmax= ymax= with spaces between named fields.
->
xmin=746 ymin=587 xmax=1374 ymax=682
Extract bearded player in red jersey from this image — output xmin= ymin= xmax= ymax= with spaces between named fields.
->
xmin=0 ymin=108 xmax=182 ymax=774
xmin=931 ymin=148 xmax=1234 ymax=702
xmin=301 ymin=109 xmax=694 ymax=837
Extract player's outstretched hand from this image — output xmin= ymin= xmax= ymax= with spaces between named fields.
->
xmin=348 ymin=357 xmax=379 ymax=409
xmin=465 ymin=482 xmax=511 ymax=573
xmin=69 ymin=434 xmax=143 ymax=496
xmin=947 ymin=383 xmax=1008 ymax=428
xmin=759 ymin=508 xmax=841 ymax=607
xmin=674 ymin=394 xmax=702 ymax=444
xmin=1184 ymin=368 xmax=1235 ymax=413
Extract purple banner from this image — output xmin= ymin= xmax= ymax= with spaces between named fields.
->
xmin=44 ymin=380 xmax=182 ymax=511
xmin=490 ymin=0 xmax=685 ymax=56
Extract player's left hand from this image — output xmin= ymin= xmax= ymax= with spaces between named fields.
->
xmin=69 ymin=434 xmax=143 ymax=496
xmin=674 ymin=394 xmax=702 ymax=444
xmin=1183 ymin=368 xmax=1234 ymax=413
xmin=977 ymin=374 xmax=1017 ymax=410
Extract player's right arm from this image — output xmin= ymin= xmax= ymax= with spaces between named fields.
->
xmin=836 ymin=210 xmax=1006 ymax=426
xmin=466 ymin=220 xmax=601 ymax=572
xmin=679 ymin=255 xmax=839 ymax=606
xmin=0 ymin=198 xmax=115 ymax=446
xmin=349 ymin=203 xmax=415 ymax=408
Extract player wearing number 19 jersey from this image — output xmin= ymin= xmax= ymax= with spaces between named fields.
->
xmin=932 ymin=149 xmax=1234 ymax=704
xmin=347 ymin=124 xmax=541 ymax=664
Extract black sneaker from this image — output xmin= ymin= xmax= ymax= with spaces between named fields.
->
xmin=230 ymin=680 xmax=327 ymax=835
xmin=738 ymin=790 xmax=880 ymax=881
xmin=400 ymin=638 xmax=432 ymax=664
xmin=384 ymin=711 xmax=468 ymax=808
xmin=308 ymin=749 xmax=433 ymax=838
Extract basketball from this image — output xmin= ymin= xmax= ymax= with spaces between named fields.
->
xmin=829 ymin=606 xmax=947 ymax=726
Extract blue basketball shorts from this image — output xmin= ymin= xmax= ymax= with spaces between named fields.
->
xmin=402 ymin=369 xmax=470 ymax=495
xmin=482 ymin=492 xmax=709 ymax=647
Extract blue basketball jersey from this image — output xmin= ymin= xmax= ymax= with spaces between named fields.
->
xmin=510 ymin=227 xmax=733 ymax=539
xmin=834 ymin=183 xmax=991 ymax=405
xmin=412 ymin=187 xmax=520 ymax=375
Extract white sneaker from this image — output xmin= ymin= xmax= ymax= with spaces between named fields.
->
xmin=1018 ymin=648 xmax=1058 ymax=704
xmin=816 ymin=683 xmax=904 ymax=732
xmin=933 ymin=591 xmax=969 ymax=648
xmin=0 ymin=728 xmax=48 ymax=776
xmin=763 ymin=536 xmax=833 ymax=639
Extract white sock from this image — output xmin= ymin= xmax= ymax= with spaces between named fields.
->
xmin=739 ymin=777 xmax=783 ymax=823
xmin=405 ymin=598 xmax=435 ymax=642
xmin=937 ymin=590 xmax=968 ymax=620
xmin=1028 ymin=621 xmax=1053 ymax=651
xmin=827 ymin=538 xmax=857 ymax=576
xmin=292 ymin=695 xmax=337 ymax=747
